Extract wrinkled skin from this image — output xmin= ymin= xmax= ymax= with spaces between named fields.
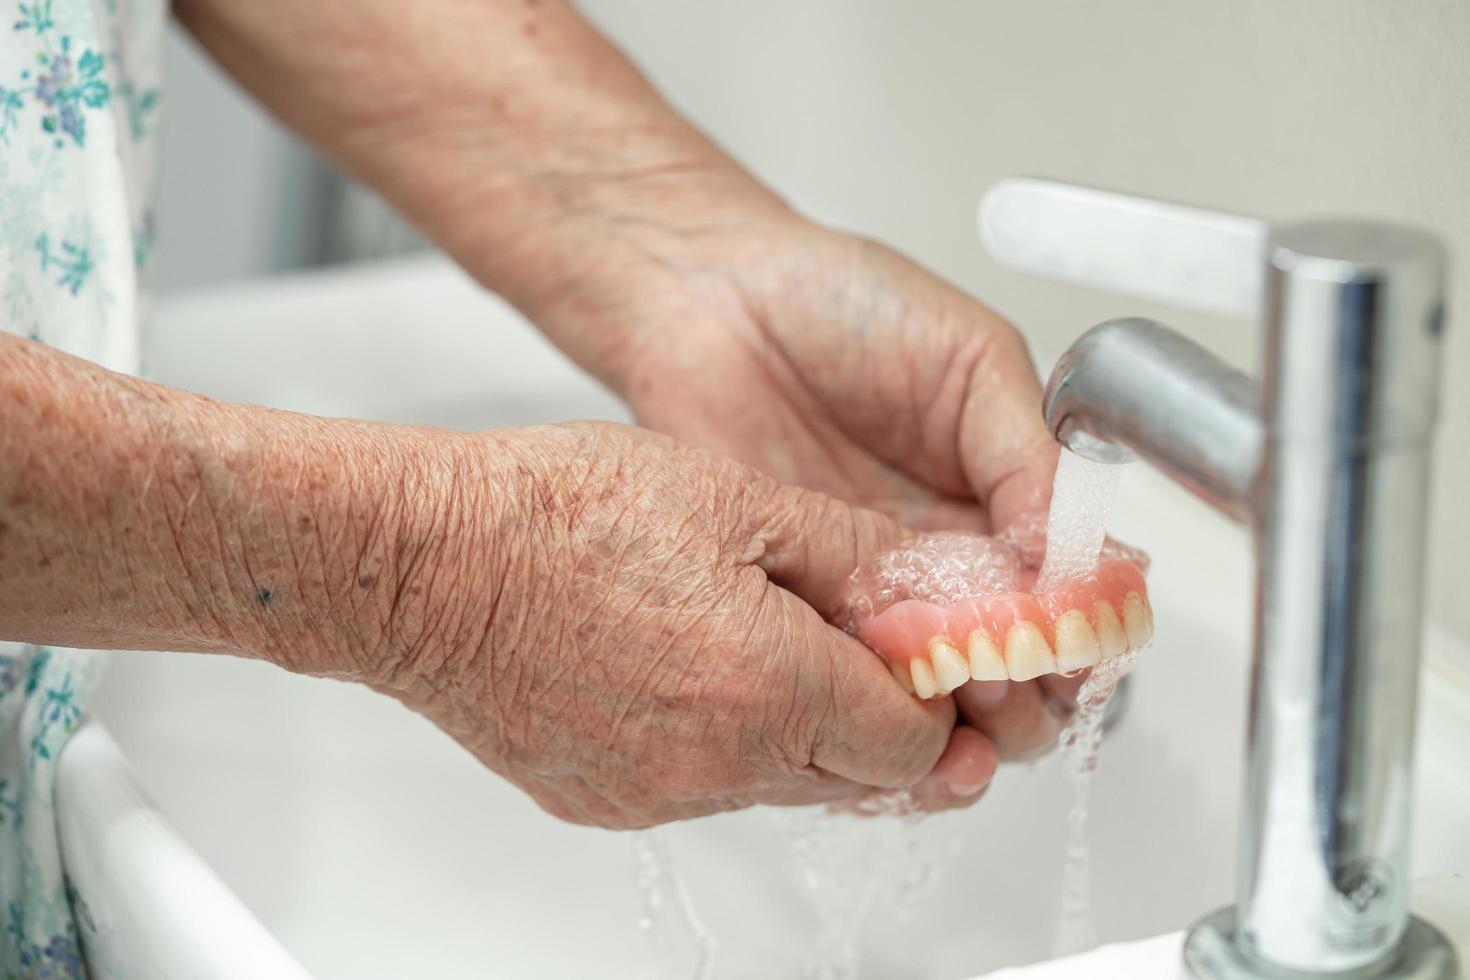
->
xmin=535 ymin=216 xmax=1079 ymax=804
xmin=370 ymin=422 xmax=965 ymax=829
xmin=624 ymin=227 xmax=1057 ymax=536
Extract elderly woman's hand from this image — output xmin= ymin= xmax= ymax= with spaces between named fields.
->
xmin=525 ymin=211 xmax=1078 ymax=773
xmin=366 ymin=421 xmax=986 ymax=827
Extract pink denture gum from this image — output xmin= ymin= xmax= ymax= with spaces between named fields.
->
xmin=838 ymin=518 xmax=1152 ymax=700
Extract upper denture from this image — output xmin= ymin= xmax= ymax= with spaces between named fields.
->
xmin=854 ymin=556 xmax=1152 ymax=698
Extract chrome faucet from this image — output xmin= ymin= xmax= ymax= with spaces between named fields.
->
xmin=979 ymin=179 xmax=1456 ymax=979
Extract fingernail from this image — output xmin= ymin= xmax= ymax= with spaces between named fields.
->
xmin=948 ymin=777 xmax=989 ymax=798
xmin=968 ymin=680 xmax=1009 ymax=705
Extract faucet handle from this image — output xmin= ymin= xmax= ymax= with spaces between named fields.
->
xmin=978 ymin=178 xmax=1268 ymax=319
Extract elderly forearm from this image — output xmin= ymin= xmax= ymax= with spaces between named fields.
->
xmin=174 ymin=0 xmax=790 ymax=380
xmin=0 ymin=335 xmax=502 ymax=680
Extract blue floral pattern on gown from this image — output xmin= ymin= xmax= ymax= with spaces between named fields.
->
xmin=0 ymin=1 xmax=162 ymax=976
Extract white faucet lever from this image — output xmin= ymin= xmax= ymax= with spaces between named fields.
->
xmin=978 ymin=177 xmax=1267 ymax=320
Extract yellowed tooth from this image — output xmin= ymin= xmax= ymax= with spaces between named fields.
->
xmin=1122 ymin=592 xmax=1153 ymax=648
xmin=1094 ymin=601 xmax=1128 ymax=658
xmin=967 ymin=629 xmax=1008 ymax=681
xmin=890 ymin=660 xmax=916 ymax=694
xmin=1053 ymin=611 xmax=1103 ymax=673
xmin=928 ymin=637 xmax=971 ymax=694
xmin=910 ymin=658 xmax=939 ymax=699
xmin=1004 ymin=621 xmax=1056 ymax=681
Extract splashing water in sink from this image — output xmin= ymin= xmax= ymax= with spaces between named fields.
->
xmin=632 ymin=794 xmax=949 ymax=980
xmin=773 ymin=791 xmax=952 ymax=980
xmin=633 ymin=828 xmax=718 ymax=979
xmin=630 ymin=449 xmax=1139 ymax=977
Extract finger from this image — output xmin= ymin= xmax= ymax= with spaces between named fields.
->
xmin=904 ymin=496 xmax=989 ymax=534
xmin=905 ymin=725 xmax=999 ymax=811
xmin=843 ymin=779 xmax=990 ymax=817
xmin=952 ymin=311 xmax=1061 ymax=532
xmin=835 ymin=725 xmax=998 ymax=815
xmin=928 ymin=723 xmax=999 ymax=795
xmin=752 ymin=771 xmax=874 ymax=808
xmin=762 ymin=585 xmax=955 ymax=788
xmin=1040 ymin=669 xmax=1090 ymax=711
xmin=752 ymin=482 xmax=909 ymax=617
xmin=953 ymin=678 xmax=1070 ymax=761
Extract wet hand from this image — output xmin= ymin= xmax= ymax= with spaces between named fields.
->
xmin=611 ymin=220 xmax=1059 ymax=535
xmin=369 ymin=422 xmax=976 ymax=828
xmin=539 ymin=216 xmax=1074 ymax=796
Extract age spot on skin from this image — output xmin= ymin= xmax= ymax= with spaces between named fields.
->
xmin=358 ymin=575 xmax=375 ymax=589
xmin=255 ymin=586 xmax=275 ymax=608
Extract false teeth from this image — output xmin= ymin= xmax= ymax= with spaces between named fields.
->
xmin=967 ymin=629 xmax=1008 ymax=681
xmin=910 ymin=658 xmax=939 ymax=699
xmin=1004 ymin=621 xmax=1056 ymax=681
xmin=929 ymin=638 xmax=971 ymax=694
xmin=1122 ymin=592 xmax=1153 ymax=647
xmin=857 ymin=563 xmax=1150 ymax=695
xmin=1094 ymin=601 xmax=1128 ymax=658
xmin=1053 ymin=611 xmax=1103 ymax=673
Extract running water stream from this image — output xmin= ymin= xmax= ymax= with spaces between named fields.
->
xmin=1053 ymin=648 xmax=1138 ymax=955
xmin=633 ymin=448 xmax=1135 ymax=977
xmin=1043 ymin=450 xmax=1134 ymax=956
xmin=1037 ymin=450 xmax=1123 ymax=593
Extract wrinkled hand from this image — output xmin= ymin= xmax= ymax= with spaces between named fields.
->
xmin=624 ymin=226 xmax=1058 ymax=536
xmin=369 ymin=422 xmax=996 ymax=828
xmin=536 ymin=214 xmax=1076 ymax=785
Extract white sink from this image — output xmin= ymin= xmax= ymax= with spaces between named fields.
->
xmin=74 ymin=258 xmax=1470 ymax=979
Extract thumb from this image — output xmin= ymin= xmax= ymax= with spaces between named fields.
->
xmin=955 ymin=317 xmax=1060 ymax=531
xmin=750 ymin=481 xmax=908 ymax=618
xmin=760 ymin=584 xmax=954 ymax=788
xmin=746 ymin=483 xmax=952 ymax=787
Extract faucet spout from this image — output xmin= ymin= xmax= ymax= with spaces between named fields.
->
xmin=1042 ymin=317 xmax=1261 ymax=522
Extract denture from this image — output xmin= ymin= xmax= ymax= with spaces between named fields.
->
xmin=839 ymin=520 xmax=1151 ymax=700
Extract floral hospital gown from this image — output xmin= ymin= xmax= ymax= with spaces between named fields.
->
xmin=0 ymin=1 xmax=163 ymax=976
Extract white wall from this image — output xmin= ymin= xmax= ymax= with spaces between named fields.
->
xmin=153 ymin=25 xmax=333 ymax=288
xmin=153 ymin=2 xmax=1470 ymax=644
